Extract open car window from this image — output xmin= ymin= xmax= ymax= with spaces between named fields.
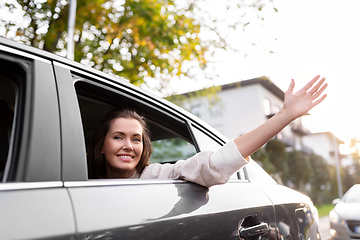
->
xmin=73 ymin=76 xmax=197 ymax=172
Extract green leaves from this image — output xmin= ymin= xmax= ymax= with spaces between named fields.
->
xmin=1 ymin=0 xmax=276 ymax=93
xmin=2 ymin=0 xmax=205 ymax=91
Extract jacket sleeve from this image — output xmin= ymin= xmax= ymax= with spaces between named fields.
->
xmin=139 ymin=140 xmax=248 ymax=187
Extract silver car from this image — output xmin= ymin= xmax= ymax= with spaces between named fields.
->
xmin=329 ymin=184 xmax=360 ymax=239
xmin=0 ymin=37 xmax=321 ymax=240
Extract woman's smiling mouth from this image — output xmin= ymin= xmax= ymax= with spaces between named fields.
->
xmin=117 ymin=154 xmax=134 ymax=161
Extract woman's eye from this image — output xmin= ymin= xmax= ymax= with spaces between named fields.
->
xmin=114 ymin=136 xmax=122 ymax=140
xmin=133 ymin=138 xmax=141 ymax=143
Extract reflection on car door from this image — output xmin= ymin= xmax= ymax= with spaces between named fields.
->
xmin=66 ymin=179 xmax=276 ymax=240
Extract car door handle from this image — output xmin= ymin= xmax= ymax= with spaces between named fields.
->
xmin=239 ymin=222 xmax=269 ymax=238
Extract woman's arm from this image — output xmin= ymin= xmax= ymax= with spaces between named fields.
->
xmin=234 ymin=75 xmax=328 ymax=159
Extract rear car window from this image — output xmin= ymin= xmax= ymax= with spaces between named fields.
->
xmin=0 ymin=59 xmax=21 ymax=182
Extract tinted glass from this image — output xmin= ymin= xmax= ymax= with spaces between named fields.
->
xmin=0 ymin=65 xmax=17 ymax=181
xmin=151 ymin=137 xmax=196 ymax=163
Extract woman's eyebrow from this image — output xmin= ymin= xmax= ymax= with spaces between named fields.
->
xmin=111 ymin=131 xmax=125 ymax=135
xmin=112 ymin=131 xmax=142 ymax=136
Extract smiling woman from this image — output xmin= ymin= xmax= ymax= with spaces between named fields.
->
xmin=85 ymin=75 xmax=328 ymax=188
xmin=87 ymin=109 xmax=152 ymax=179
xmin=102 ymin=118 xmax=144 ymax=178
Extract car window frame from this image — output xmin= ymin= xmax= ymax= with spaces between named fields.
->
xmin=0 ymin=48 xmax=61 ymax=183
xmin=54 ymin=61 xmax=248 ymax=184
xmin=55 ymin=62 xmax=204 ymax=183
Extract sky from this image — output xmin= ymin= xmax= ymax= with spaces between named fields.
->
xmin=170 ymin=0 xmax=360 ymax=151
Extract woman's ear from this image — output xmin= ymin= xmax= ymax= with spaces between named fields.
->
xmin=101 ymin=146 xmax=104 ymax=154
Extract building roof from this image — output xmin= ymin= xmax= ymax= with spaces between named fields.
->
xmin=178 ymin=77 xmax=285 ymax=101
xmin=220 ymin=77 xmax=285 ymax=101
xmin=307 ymin=132 xmax=344 ymax=144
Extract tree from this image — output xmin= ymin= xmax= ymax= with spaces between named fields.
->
xmin=349 ymin=136 xmax=360 ymax=185
xmin=286 ymin=150 xmax=311 ymax=190
xmin=265 ymin=139 xmax=288 ymax=182
xmin=251 ymin=147 xmax=276 ymax=174
xmin=307 ymin=153 xmax=330 ymax=206
xmin=1 ymin=0 xmax=206 ymax=88
xmin=1 ymin=0 xmax=276 ymax=93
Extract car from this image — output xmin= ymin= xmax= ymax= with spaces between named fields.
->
xmin=329 ymin=184 xmax=360 ymax=239
xmin=0 ymin=36 xmax=320 ymax=240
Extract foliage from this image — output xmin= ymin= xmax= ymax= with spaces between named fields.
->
xmin=1 ymin=0 xmax=206 ymax=89
xmin=349 ymin=136 xmax=360 ymax=184
xmin=151 ymin=137 xmax=194 ymax=163
xmin=286 ymin=150 xmax=311 ymax=190
xmin=265 ymin=139 xmax=288 ymax=181
xmin=251 ymin=147 xmax=276 ymax=174
xmin=308 ymin=153 xmax=330 ymax=205
xmin=316 ymin=204 xmax=333 ymax=217
xmin=0 ymin=0 xmax=276 ymax=94
xmin=251 ymin=140 xmax=345 ymax=205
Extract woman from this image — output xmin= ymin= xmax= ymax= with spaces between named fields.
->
xmin=88 ymin=75 xmax=327 ymax=187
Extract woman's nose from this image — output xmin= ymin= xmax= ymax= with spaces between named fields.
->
xmin=122 ymin=139 xmax=133 ymax=151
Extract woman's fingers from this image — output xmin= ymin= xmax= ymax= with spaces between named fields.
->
xmin=312 ymin=82 xmax=328 ymax=100
xmin=313 ymin=93 xmax=328 ymax=107
xmin=308 ymin=77 xmax=326 ymax=95
xmin=301 ymin=75 xmax=321 ymax=92
xmin=287 ymin=79 xmax=295 ymax=93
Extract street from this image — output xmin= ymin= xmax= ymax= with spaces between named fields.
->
xmin=319 ymin=216 xmax=331 ymax=240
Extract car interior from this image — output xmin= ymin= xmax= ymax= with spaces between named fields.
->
xmin=0 ymin=61 xmax=18 ymax=182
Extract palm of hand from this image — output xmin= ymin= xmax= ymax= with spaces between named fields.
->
xmin=283 ymin=76 xmax=327 ymax=120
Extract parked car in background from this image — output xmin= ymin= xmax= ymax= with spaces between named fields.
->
xmin=329 ymin=184 xmax=360 ymax=240
xmin=0 ymin=37 xmax=321 ymax=240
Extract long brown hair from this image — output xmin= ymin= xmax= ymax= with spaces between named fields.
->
xmin=87 ymin=109 xmax=152 ymax=179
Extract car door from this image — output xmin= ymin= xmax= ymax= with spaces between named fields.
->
xmin=53 ymin=62 xmax=277 ymax=240
xmin=245 ymin=161 xmax=321 ymax=239
xmin=0 ymin=41 xmax=76 ymax=240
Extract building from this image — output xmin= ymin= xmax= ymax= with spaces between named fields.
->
xmin=303 ymin=132 xmax=343 ymax=165
xmin=178 ymin=77 xmax=311 ymax=153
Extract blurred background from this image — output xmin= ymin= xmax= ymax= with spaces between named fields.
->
xmin=1 ymin=0 xmax=359 ymax=212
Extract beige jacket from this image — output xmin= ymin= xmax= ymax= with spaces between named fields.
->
xmin=130 ymin=141 xmax=247 ymax=187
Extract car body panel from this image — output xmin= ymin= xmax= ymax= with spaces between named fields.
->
xmin=0 ymin=183 xmax=75 ymax=240
xmin=245 ymin=154 xmax=321 ymax=239
xmin=23 ymin=59 xmax=61 ymax=182
xmin=53 ymin=62 xmax=88 ymax=181
xmin=67 ymin=179 xmax=276 ymax=240
xmin=330 ymin=184 xmax=360 ymax=240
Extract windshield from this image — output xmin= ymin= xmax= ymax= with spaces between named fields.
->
xmin=343 ymin=185 xmax=360 ymax=203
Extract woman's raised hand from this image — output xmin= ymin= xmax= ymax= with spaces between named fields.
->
xmin=233 ymin=75 xmax=328 ymax=159
xmin=282 ymin=75 xmax=328 ymax=121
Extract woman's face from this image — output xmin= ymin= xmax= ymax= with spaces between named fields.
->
xmin=102 ymin=117 xmax=144 ymax=178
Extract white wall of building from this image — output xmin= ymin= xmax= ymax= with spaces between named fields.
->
xmin=181 ymin=81 xmax=296 ymax=144
xmin=303 ymin=132 xmax=343 ymax=166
